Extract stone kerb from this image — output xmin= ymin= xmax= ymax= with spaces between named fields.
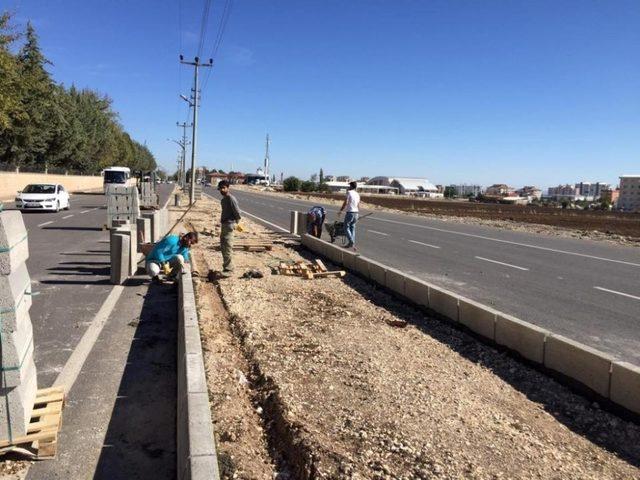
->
xmin=544 ymin=334 xmax=613 ymax=398
xmin=429 ymin=286 xmax=460 ymax=323
xmin=495 ymin=313 xmax=549 ymax=364
xmin=458 ymin=297 xmax=498 ymax=341
xmin=178 ymin=265 xmax=220 ymax=480
xmin=610 ymin=361 xmax=640 ymax=415
xmin=0 ymin=210 xmax=38 ymax=441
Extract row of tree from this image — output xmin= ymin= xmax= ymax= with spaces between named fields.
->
xmin=0 ymin=13 xmax=155 ymax=174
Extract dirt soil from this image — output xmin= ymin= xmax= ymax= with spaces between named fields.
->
xmin=239 ymin=186 xmax=640 ymax=247
xmin=185 ymin=195 xmax=640 ymax=479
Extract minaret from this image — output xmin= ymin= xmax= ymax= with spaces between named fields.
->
xmin=264 ymin=134 xmax=271 ymax=179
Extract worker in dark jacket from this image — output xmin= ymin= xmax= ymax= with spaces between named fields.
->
xmin=218 ymin=180 xmax=241 ymax=276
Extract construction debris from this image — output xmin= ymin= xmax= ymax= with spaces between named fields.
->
xmin=272 ymin=259 xmax=345 ymax=279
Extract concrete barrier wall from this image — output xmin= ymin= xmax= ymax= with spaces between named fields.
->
xmin=1 ymin=172 xmax=102 ymax=201
xmin=297 ymin=225 xmax=639 ymax=416
xmin=178 ymin=265 xmax=220 ymax=480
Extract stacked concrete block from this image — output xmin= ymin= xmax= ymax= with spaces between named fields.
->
xmin=0 ymin=210 xmax=38 ymax=441
xmin=106 ymin=186 xmax=140 ymax=229
xmin=110 ymin=232 xmax=130 ymax=285
xmin=140 ymin=181 xmax=158 ymax=208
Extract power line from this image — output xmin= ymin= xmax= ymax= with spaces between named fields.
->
xmin=201 ymin=0 xmax=233 ymax=93
xmin=197 ymin=0 xmax=213 ymax=59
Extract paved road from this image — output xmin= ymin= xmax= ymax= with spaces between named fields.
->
xmin=208 ymin=187 xmax=640 ymax=366
xmin=3 ymin=184 xmax=175 ymax=478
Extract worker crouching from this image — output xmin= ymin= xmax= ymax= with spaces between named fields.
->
xmin=146 ymin=231 xmax=198 ymax=284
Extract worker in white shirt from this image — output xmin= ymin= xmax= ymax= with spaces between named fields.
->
xmin=339 ymin=181 xmax=360 ymax=249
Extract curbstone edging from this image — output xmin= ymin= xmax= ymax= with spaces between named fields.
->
xmin=178 ymin=265 xmax=220 ymax=480
xmin=294 ymin=211 xmax=640 ymax=415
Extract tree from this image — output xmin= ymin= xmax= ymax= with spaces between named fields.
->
xmin=444 ymin=186 xmax=455 ymax=198
xmin=300 ymin=180 xmax=316 ymax=192
xmin=319 ymin=168 xmax=324 ymax=185
xmin=283 ymin=176 xmax=301 ymax=192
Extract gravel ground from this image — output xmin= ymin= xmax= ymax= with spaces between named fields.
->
xmin=236 ymin=186 xmax=639 ymax=247
xmin=188 ymin=195 xmax=640 ymax=479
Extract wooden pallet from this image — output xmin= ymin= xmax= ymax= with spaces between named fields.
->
xmin=274 ymin=259 xmax=345 ymax=279
xmin=0 ymin=386 xmax=65 ymax=459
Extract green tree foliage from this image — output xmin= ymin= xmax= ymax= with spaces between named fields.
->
xmin=0 ymin=14 xmax=155 ymax=173
xmin=444 ymin=186 xmax=455 ymax=198
xmin=300 ymin=180 xmax=316 ymax=192
xmin=283 ymin=176 xmax=301 ymax=192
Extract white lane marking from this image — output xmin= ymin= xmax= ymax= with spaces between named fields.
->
xmin=62 ymin=214 xmax=74 ymax=219
xmin=594 ymin=286 xmax=640 ymax=301
xmin=54 ymin=285 xmax=125 ymax=389
xmin=408 ymin=239 xmax=441 ymax=249
xmin=368 ymin=230 xmax=389 ymax=236
xmin=475 ymin=256 xmax=529 ymax=271
xmin=240 ymin=210 xmax=289 ymax=232
xmin=371 ymin=217 xmax=640 ymax=268
xmin=38 ymin=221 xmax=54 ymax=227
xmin=81 ymin=209 xmax=91 ymax=214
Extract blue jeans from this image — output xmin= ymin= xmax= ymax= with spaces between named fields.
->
xmin=344 ymin=212 xmax=358 ymax=246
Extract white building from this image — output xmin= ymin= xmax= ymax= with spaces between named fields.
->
xmin=367 ymin=176 xmax=441 ymax=197
xmin=324 ymin=181 xmax=398 ymax=194
xmin=452 ymin=184 xmax=483 ymax=197
xmin=617 ymin=175 xmax=640 ymax=212
xmin=547 ymin=184 xmax=578 ymax=201
xmin=575 ymin=182 xmax=610 ymax=201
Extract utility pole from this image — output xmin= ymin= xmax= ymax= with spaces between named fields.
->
xmin=264 ymin=134 xmax=271 ymax=181
xmin=176 ymin=121 xmax=192 ymax=189
xmin=180 ymin=55 xmax=212 ymax=205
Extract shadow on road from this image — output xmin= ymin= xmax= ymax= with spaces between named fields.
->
xmin=296 ymin=249 xmax=640 ymax=469
xmin=47 ymin=265 xmax=110 ymax=276
xmin=93 ymin=281 xmax=177 ymax=480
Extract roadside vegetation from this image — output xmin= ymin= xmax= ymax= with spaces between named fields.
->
xmin=0 ymin=12 xmax=155 ymax=174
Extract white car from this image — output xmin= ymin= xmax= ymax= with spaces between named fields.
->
xmin=15 ymin=184 xmax=70 ymax=212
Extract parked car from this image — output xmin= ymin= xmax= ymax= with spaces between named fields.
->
xmin=15 ymin=184 xmax=70 ymax=212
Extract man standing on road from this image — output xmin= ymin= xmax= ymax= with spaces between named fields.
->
xmin=339 ymin=181 xmax=360 ymax=249
xmin=218 ymin=180 xmax=241 ymax=276
xmin=146 ymin=232 xmax=198 ymax=284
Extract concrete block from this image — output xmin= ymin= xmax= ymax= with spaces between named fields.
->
xmin=385 ymin=267 xmax=406 ymax=297
xmin=366 ymin=259 xmax=386 ymax=286
xmin=0 ymin=211 xmax=29 ymax=275
xmin=186 ymin=392 xmax=217 ymax=457
xmin=404 ymin=275 xmax=429 ymax=308
xmin=136 ymin=217 xmax=151 ymax=246
xmin=495 ymin=313 xmax=548 ymax=364
xmin=0 ymin=358 xmax=37 ymax=440
xmin=185 ymin=455 xmax=220 ymax=480
xmin=458 ymin=297 xmax=497 ymax=341
xmin=296 ymin=211 xmax=308 ymax=235
xmin=342 ymin=250 xmax=358 ymax=271
xmin=186 ymin=353 xmax=208 ymax=394
xmin=0 ymin=317 xmax=34 ymax=388
xmin=544 ymin=334 xmax=613 ymax=397
xmin=0 ymin=262 xmax=33 ymax=333
xmin=110 ymin=233 xmax=129 ymax=285
xmin=354 ymin=255 xmax=370 ymax=278
xmin=290 ymin=211 xmax=299 ymax=235
xmin=610 ymin=361 xmax=640 ymax=414
xmin=143 ymin=211 xmax=161 ymax=243
xmin=324 ymin=243 xmax=343 ymax=266
xmin=429 ymin=286 xmax=459 ymax=322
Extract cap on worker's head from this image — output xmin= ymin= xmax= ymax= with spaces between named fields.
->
xmin=217 ymin=180 xmax=230 ymax=190
xmin=349 ymin=181 xmax=357 ymax=190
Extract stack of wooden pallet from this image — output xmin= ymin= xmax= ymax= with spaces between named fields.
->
xmin=274 ymin=259 xmax=345 ymax=279
xmin=212 ymin=239 xmax=274 ymax=252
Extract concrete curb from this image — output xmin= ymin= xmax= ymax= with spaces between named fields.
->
xmin=178 ymin=264 xmax=220 ymax=480
xmin=297 ymin=228 xmax=640 ymax=417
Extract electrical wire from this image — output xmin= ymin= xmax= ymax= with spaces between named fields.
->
xmin=197 ymin=0 xmax=213 ymax=59
xmin=201 ymin=0 xmax=234 ymax=93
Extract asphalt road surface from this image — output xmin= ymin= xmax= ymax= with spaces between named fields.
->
xmin=207 ymin=187 xmax=640 ymax=366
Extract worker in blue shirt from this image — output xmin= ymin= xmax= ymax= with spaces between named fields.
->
xmin=146 ymin=232 xmax=198 ymax=283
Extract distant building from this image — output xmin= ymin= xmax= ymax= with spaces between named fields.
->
xmin=435 ymin=184 xmax=444 ymax=193
xmin=547 ymin=184 xmax=577 ymax=201
xmin=358 ymin=176 xmax=370 ymax=183
xmin=517 ymin=186 xmax=542 ymax=201
xmin=485 ymin=184 xmax=514 ymax=197
xmin=324 ymin=181 xmax=397 ymax=194
xmin=452 ymin=184 xmax=483 ymax=197
xmin=367 ymin=176 xmax=441 ymax=197
xmin=600 ymin=188 xmax=619 ymax=205
xmin=617 ymin=175 xmax=640 ymax=212
xmin=575 ymin=182 xmax=610 ymax=201
xmin=336 ymin=175 xmax=351 ymax=182
xmin=324 ymin=175 xmax=336 ymax=182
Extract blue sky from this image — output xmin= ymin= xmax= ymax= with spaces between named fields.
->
xmin=6 ymin=0 xmax=640 ymax=188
